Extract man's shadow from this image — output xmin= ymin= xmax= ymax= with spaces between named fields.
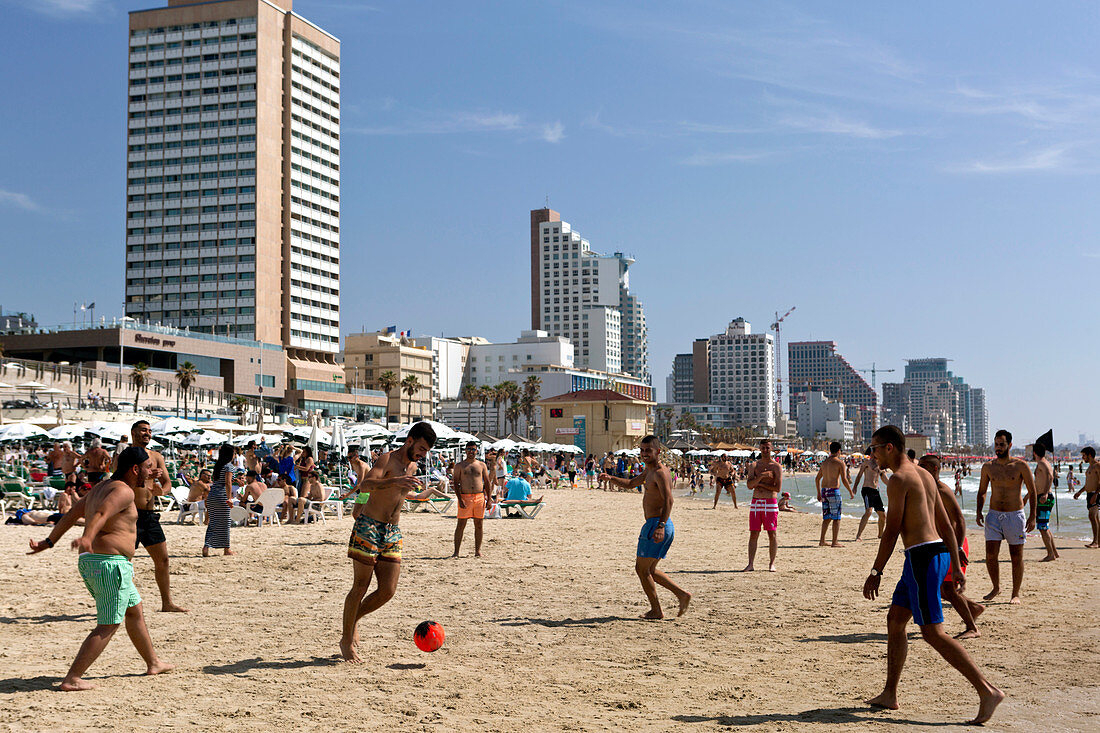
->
xmin=490 ymin=616 xmax=634 ymax=628
xmin=0 ymin=613 xmax=95 ymax=625
xmin=796 ymin=632 xmax=888 ymax=644
xmin=203 ymin=656 xmax=340 ymax=675
xmin=0 ymin=675 xmax=62 ymax=693
xmin=673 ymin=705 xmax=953 ymax=727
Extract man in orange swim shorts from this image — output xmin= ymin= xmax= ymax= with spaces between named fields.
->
xmin=452 ymin=441 xmax=492 ymax=558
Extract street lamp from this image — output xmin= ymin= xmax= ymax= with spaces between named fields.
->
xmin=118 ymin=315 xmax=135 ymax=383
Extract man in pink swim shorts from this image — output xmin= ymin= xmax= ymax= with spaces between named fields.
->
xmin=744 ymin=438 xmax=782 ymax=572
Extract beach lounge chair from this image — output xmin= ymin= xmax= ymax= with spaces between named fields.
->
xmin=499 ymin=499 xmax=545 ymax=519
xmin=248 ymin=488 xmax=283 ymax=527
xmin=318 ymin=486 xmax=345 ymax=520
xmin=173 ymin=486 xmax=205 ymax=524
xmin=404 ymin=495 xmax=455 ymax=515
xmin=2 ymin=479 xmax=36 ymax=512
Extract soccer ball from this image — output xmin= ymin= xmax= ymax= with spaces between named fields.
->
xmin=413 ymin=620 xmax=444 ymax=652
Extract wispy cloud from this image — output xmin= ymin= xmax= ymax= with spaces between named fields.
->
xmin=1082 ymin=251 xmax=1100 ymax=259
xmin=776 ymin=112 xmax=901 ymax=139
xmin=951 ymin=146 xmax=1072 ymax=174
xmin=17 ymin=0 xmax=108 ymax=17
xmin=0 ymin=188 xmax=41 ymax=211
xmin=541 ymin=122 xmax=565 ymax=144
xmin=678 ymin=150 xmax=773 ymax=167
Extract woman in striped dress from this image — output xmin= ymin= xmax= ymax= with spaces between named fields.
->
xmin=203 ymin=444 xmax=236 ymax=557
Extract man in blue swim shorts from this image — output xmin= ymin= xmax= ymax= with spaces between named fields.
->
xmin=863 ymin=426 xmax=1003 ymax=725
xmin=816 ymin=442 xmax=854 ymax=547
xmin=601 ymin=435 xmax=691 ymax=620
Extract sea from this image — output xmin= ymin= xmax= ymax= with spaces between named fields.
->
xmin=684 ymin=464 xmax=1095 ymax=542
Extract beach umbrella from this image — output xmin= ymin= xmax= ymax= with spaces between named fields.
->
xmin=0 ymin=422 xmax=51 ymax=441
xmin=230 ymin=432 xmax=268 ymax=447
xmin=85 ymin=421 xmax=131 ymax=442
xmin=198 ymin=419 xmax=246 ymax=433
xmin=307 ymin=424 xmax=320 ymax=454
xmin=40 ymin=387 xmax=68 ymax=395
xmin=48 ymin=424 xmax=86 ymax=441
xmin=331 ymin=420 xmax=348 ymax=457
xmin=490 ymin=438 xmax=519 ymax=452
xmin=151 ymin=417 xmax=201 ymax=435
xmin=0 ymin=381 xmax=13 ymax=389
xmin=393 ymin=420 xmax=457 ymax=440
xmin=345 ymin=423 xmax=391 ymax=440
xmin=16 ymin=381 xmax=48 ymax=390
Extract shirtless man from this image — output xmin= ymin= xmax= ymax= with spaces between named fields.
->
xmin=1073 ymin=446 xmax=1099 ymax=547
xmin=600 ymin=435 xmax=690 ymax=619
xmin=744 ymin=438 xmax=782 ymax=571
xmin=46 ymin=442 xmax=65 ymax=477
xmin=244 ymin=441 xmax=260 ymax=474
xmin=816 ymin=441 xmax=854 ymax=547
xmin=863 ymin=426 xmax=1003 ymax=725
xmin=58 ymin=442 xmax=82 ymax=484
xmin=296 ymin=471 xmax=325 ymax=521
xmin=451 ymin=441 xmax=492 ymax=558
xmin=27 ymin=446 xmax=174 ymax=690
xmin=187 ymin=469 xmax=211 ymax=522
xmin=239 ymin=470 xmax=265 ymax=510
xmin=975 ymin=429 xmax=1036 ymax=603
xmin=82 ymin=439 xmax=111 ymax=485
xmin=711 ymin=454 xmax=738 ymax=509
xmin=117 ymin=420 xmax=188 ymax=613
xmin=1032 ymin=443 xmax=1059 ymax=561
xmin=853 ymin=450 xmax=888 ymax=541
xmin=919 ymin=454 xmax=984 ymax=640
xmin=341 ymin=421 xmax=441 ymax=662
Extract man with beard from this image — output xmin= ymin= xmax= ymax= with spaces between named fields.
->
xmin=600 ymin=435 xmax=691 ymax=619
xmin=975 ymin=429 xmax=1036 ymax=604
xmin=744 ymin=438 xmax=782 ymax=572
xmin=451 ymin=441 xmax=492 ymax=558
xmin=710 ymin=453 xmax=738 ymax=509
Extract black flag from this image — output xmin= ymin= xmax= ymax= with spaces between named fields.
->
xmin=1035 ymin=430 xmax=1054 ymax=455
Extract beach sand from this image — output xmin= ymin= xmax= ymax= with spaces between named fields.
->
xmin=2 ymin=488 xmax=1097 ymax=732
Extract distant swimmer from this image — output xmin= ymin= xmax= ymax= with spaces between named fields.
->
xmin=1032 ymin=432 xmax=1059 ymax=562
xmin=919 ymin=454 xmax=984 ymax=640
xmin=852 ymin=449 xmax=888 ymax=541
xmin=975 ymin=430 xmax=1037 ymax=603
xmin=1073 ymin=446 xmax=1099 ymax=548
xmin=954 ymin=468 xmax=963 ymax=497
xmin=600 ymin=435 xmax=691 ymax=620
xmin=711 ymin=453 xmax=738 ymax=509
xmin=743 ymin=438 xmax=782 ymax=571
xmin=863 ymin=426 xmax=1003 ymax=725
xmin=815 ymin=441 xmax=854 ymax=547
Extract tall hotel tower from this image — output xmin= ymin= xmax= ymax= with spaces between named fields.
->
xmin=124 ymin=0 xmax=340 ymax=365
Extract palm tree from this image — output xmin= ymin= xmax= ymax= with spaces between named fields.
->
xmin=521 ymin=375 xmax=541 ymax=438
xmin=477 ymin=386 xmax=492 ymax=433
xmin=490 ymin=383 xmax=506 ymax=436
xmin=498 ymin=381 xmax=519 ymax=434
xmin=505 ymin=401 xmax=521 ymax=436
xmin=130 ymin=362 xmax=149 ymax=413
xmin=229 ymin=395 xmax=248 ymax=421
xmin=175 ymin=361 xmax=199 ymax=419
xmin=460 ymin=384 xmax=478 ymax=433
xmin=400 ymin=374 xmax=421 ymax=423
xmin=377 ymin=370 xmax=399 ymax=421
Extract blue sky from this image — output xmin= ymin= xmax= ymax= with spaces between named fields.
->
xmin=1 ymin=0 xmax=1097 ymax=444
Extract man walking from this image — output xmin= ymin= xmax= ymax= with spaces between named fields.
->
xmin=975 ymin=429 xmax=1036 ymax=603
xmin=28 ymin=446 xmax=174 ymax=690
xmin=852 ymin=450 xmax=888 ymax=541
xmin=452 ymin=441 xmax=491 ymax=558
xmin=863 ymin=426 xmax=1002 ymax=724
xmin=600 ymin=435 xmax=691 ymax=619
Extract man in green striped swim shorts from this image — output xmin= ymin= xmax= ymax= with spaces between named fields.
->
xmin=28 ymin=446 xmax=174 ymax=691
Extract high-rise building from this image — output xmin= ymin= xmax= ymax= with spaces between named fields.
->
xmin=343 ymin=331 xmax=433 ymax=423
xmin=706 ymin=318 xmax=775 ymax=429
xmin=787 ymin=341 xmax=878 ymax=442
xmin=125 ymin=0 xmax=340 ymax=359
xmin=968 ymin=387 xmax=989 ymax=448
xmin=530 ymin=208 xmax=649 ymax=383
xmin=669 ymin=353 xmax=693 ymax=404
xmin=881 ymin=358 xmax=987 ymax=449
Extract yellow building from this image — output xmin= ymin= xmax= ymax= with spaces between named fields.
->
xmin=343 ymin=331 xmax=434 ymax=423
xmin=905 ymin=433 xmax=933 ymax=456
xmin=537 ymin=389 xmax=654 ymax=456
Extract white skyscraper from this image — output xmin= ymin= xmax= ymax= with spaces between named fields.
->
xmin=707 ymin=318 xmax=775 ymax=429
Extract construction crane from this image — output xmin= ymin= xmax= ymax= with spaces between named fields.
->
xmin=858 ymin=362 xmax=896 ymax=391
xmin=770 ymin=306 xmax=796 ymax=409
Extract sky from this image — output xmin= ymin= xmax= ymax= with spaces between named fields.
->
xmin=1 ymin=0 xmax=1097 ymax=444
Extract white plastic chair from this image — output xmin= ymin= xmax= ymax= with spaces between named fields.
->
xmin=319 ymin=485 xmax=344 ymax=520
xmin=173 ymin=486 xmax=205 ymax=524
xmin=248 ymin=487 xmax=283 ymax=527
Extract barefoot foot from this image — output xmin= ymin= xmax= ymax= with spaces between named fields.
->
xmin=982 ymin=587 xmax=1000 ymax=601
xmin=223 ymin=549 xmax=236 ymax=556
xmin=741 ymin=565 xmax=754 ymax=572
xmin=160 ymin=603 xmax=189 ymax=613
xmin=867 ymin=691 xmax=899 ymax=710
xmin=768 ymin=563 xmax=777 ymax=572
xmin=201 ymin=547 xmax=209 ymax=557
xmin=971 ymin=603 xmax=986 ymax=619
xmin=677 ymin=593 xmax=692 ymax=617
xmin=955 ymin=629 xmax=981 ymax=640
xmin=831 ymin=542 xmax=844 ymax=548
xmin=1009 ymin=596 xmax=1021 ymax=605
xmin=340 ymin=638 xmax=362 ymax=662
xmin=970 ymin=685 xmax=1005 ymax=725
xmin=146 ymin=660 xmax=175 ymax=675
xmin=641 ymin=609 xmax=663 ymax=620
xmin=59 ymin=677 xmax=96 ymax=691
xmin=1040 ymin=555 xmax=1056 ymax=562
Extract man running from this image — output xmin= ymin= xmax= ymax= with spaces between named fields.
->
xmin=816 ymin=441 xmax=854 ymax=547
xmin=82 ymin=439 xmax=111 ymax=485
xmin=743 ymin=438 xmax=782 ymax=571
xmin=919 ymin=454 xmax=984 ymax=639
xmin=1032 ymin=441 xmax=1059 ymax=562
xmin=599 ymin=435 xmax=691 ymax=619
xmin=863 ymin=426 xmax=1002 ymax=725
xmin=1073 ymin=446 xmax=1099 ymax=548
xmin=711 ymin=453 xmax=738 ymax=509
xmin=341 ymin=422 xmax=440 ymax=662
xmin=27 ymin=446 xmax=174 ymax=690
xmin=975 ymin=429 xmax=1036 ymax=603
xmin=853 ymin=449 xmax=888 ymax=541
xmin=118 ymin=420 xmax=188 ymax=613
xmin=452 ymin=441 xmax=491 ymax=558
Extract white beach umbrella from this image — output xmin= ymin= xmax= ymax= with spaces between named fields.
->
xmin=40 ymin=387 xmax=68 ymax=395
xmin=48 ymin=424 xmax=87 ymax=440
xmin=151 ymin=417 xmax=201 ymax=435
xmin=0 ymin=381 xmax=13 ymax=389
xmin=331 ymin=420 xmax=348 ymax=457
xmin=0 ymin=422 xmax=51 ymax=441
xmin=198 ymin=419 xmax=246 ymax=433
xmin=490 ymin=438 xmax=518 ymax=452
xmin=17 ymin=381 xmax=48 ymax=390
xmin=230 ymin=432 xmax=268 ymax=447
xmin=85 ymin=422 xmax=131 ymax=442
xmin=307 ymin=424 xmax=320 ymax=454
xmin=393 ymin=420 xmax=457 ymax=440
xmin=345 ymin=422 xmax=391 ymax=439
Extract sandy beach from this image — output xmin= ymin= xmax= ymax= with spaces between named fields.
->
xmin=2 ymin=487 xmax=1097 ymax=732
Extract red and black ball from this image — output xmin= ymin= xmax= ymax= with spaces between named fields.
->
xmin=414 ymin=620 xmax=445 ymax=652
